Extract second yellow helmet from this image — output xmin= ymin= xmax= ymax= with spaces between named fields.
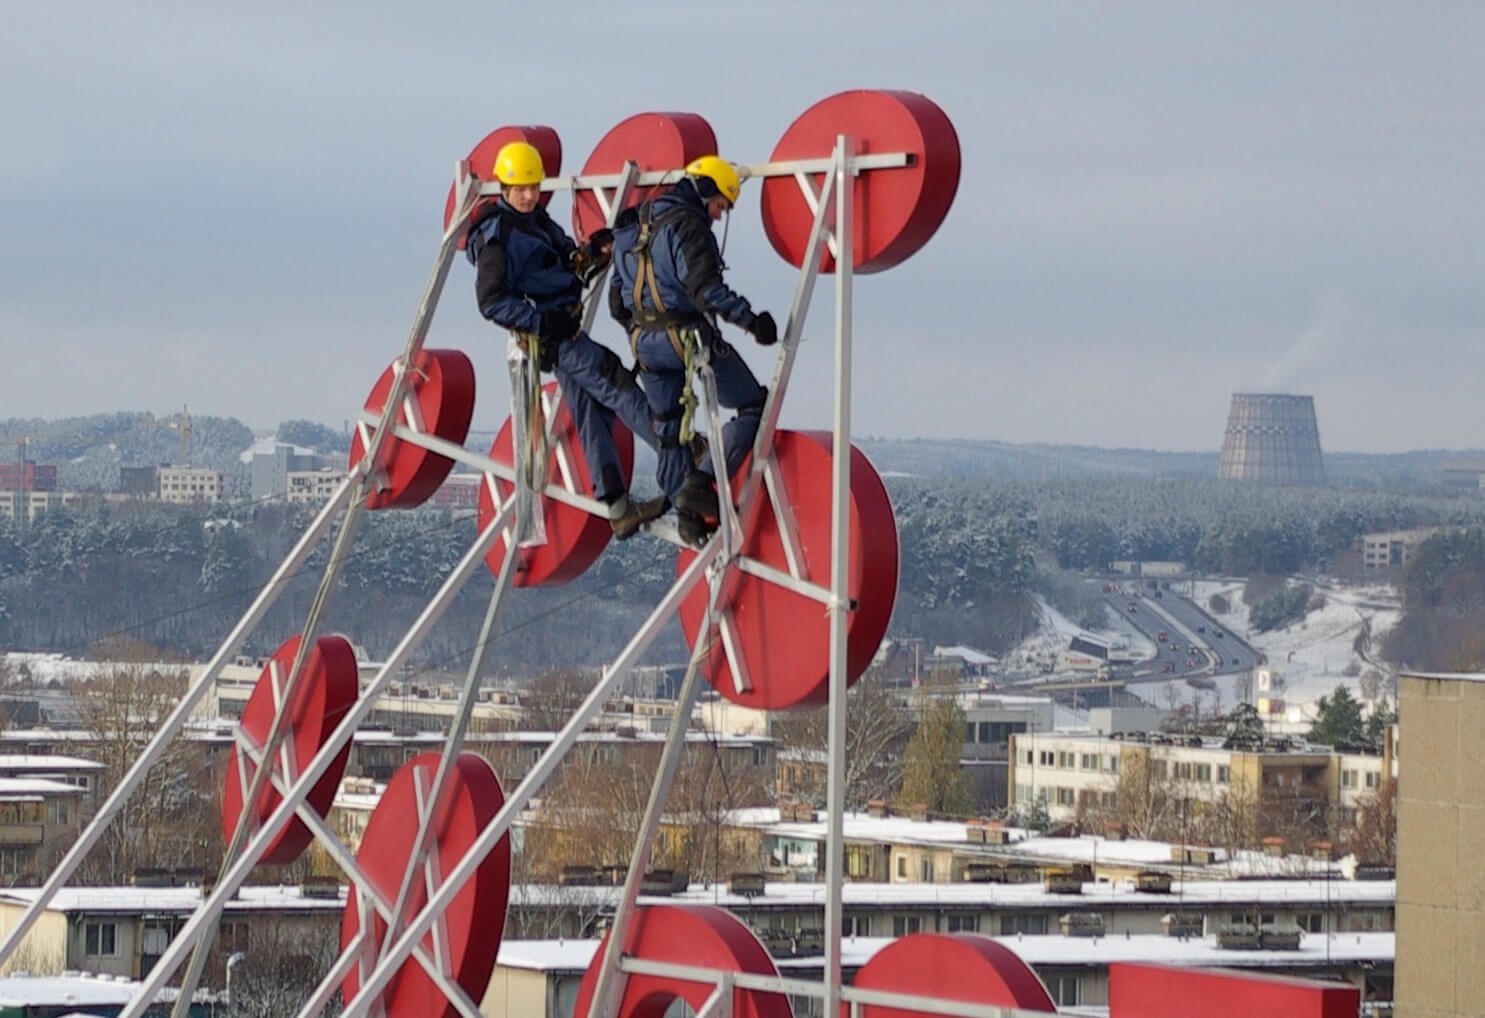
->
xmin=685 ymin=155 xmax=741 ymax=206
xmin=493 ymin=141 xmax=545 ymax=186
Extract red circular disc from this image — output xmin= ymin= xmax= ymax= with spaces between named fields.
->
xmin=761 ymin=90 xmax=960 ymax=273
xmin=221 ymin=634 xmax=358 ymax=866
xmin=479 ymin=381 xmax=634 ymax=587
xmin=348 ymin=349 xmax=476 ymax=510
xmin=571 ymin=112 xmax=718 ymax=243
xmin=443 ymin=125 xmax=562 ymax=250
xmin=847 ymin=933 xmax=1058 ymax=1016
xmin=677 ymin=431 xmax=898 ymax=710
xmin=340 ymin=752 xmax=512 ymax=1017
xmin=573 ymin=905 xmax=791 ymax=1018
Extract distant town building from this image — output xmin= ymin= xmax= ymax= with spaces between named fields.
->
xmin=428 ymin=472 xmax=483 ymax=511
xmin=1357 ymin=527 xmax=1454 ymax=571
xmin=246 ymin=441 xmax=326 ymax=501
xmin=118 ymin=465 xmax=159 ymax=497
xmin=285 ymin=468 xmax=346 ymax=504
xmin=0 ymin=490 xmax=85 ymax=524
xmin=0 ymin=462 xmax=57 ymax=492
xmin=157 ymin=465 xmax=222 ymax=504
xmin=1439 ymin=459 xmax=1485 ymax=493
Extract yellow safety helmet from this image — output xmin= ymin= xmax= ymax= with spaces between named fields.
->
xmin=685 ymin=155 xmax=741 ymax=206
xmin=493 ymin=141 xmax=545 ymax=186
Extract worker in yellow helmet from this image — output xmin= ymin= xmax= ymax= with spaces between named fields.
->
xmin=607 ymin=156 xmax=777 ymax=547
xmin=466 ymin=141 xmax=664 ymax=540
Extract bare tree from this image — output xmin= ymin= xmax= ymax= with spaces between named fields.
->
xmin=1351 ymin=780 xmax=1397 ymax=866
xmin=771 ymin=665 xmax=911 ymax=810
xmin=72 ymin=638 xmax=224 ymax=884
xmin=519 ymin=668 xmax=593 ymax=732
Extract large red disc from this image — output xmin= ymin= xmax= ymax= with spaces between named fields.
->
xmin=348 ymin=349 xmax=476 ymax=510
xmin=571 ymin=112 xmax=718 ymax=243
xmin=221 ymin=634 xmax=358 ymax=866
xmin=847 ymin=934 xmax=1058 ymax=1016
xmin=678 ymin=431 xmax=898 ymax=710
xmin=443 ymin=125 xmax=562 ymax=250
xmin=340 ymin=752 xmax=511 ymax=1017
xmin=762 ymin=90 xmax=960 ymax=273
xmin=573 ymin=905 xmax=791 ymax=1018
xmin=478 ymin=381 xmax=633 ymax=587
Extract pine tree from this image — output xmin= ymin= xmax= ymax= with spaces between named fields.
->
xmin=1307 ymin=685 xmax=1366 ymax=747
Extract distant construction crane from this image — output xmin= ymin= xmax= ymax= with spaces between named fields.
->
xmin=157 ymin=405 xmax=193 ymax=466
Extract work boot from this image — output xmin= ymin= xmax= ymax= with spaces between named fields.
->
xmin=608 ymin=493 xmax=667 ymax=541
xmin=673 ymin=472 xmax=719 ymax=520
xmin=676 ymin=511 xmax=716 ymax=549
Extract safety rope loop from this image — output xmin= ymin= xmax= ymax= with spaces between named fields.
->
xmin=678 ymin=328 xmax=704 ymax=447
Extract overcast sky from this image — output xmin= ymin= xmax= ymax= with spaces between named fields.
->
xmin=3 ymin=3 xmax=1481 ymax=453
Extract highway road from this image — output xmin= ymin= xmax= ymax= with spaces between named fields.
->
xmin=1095 ymin=579 xmax=1264 ymax=690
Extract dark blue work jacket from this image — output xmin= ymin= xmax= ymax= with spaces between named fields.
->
xmin=466 ymin=198 xmax=581 ymax=335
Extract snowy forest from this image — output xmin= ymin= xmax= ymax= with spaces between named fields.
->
xmin=4 ymin=470 xmax=1485 ymax=673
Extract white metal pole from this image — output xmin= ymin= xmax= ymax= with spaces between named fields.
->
xmin=332 ymin=542 xmax=720 ymax=1018
xmin=117 ymin=512 xmax=506 ymax=1018
xmin=822 ymin=133 xmax=855 ymax=1018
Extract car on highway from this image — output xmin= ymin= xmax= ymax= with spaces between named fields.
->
xmin=1214 ymin=630 xmax=1224 ymax=638
xmin=1128 ymin=603 xmax=1138 ymax=612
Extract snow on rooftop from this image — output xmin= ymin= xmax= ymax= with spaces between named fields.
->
xmin=494 ymin=931 xmax=1394 ymax=974
xmin=0 ymin=885 xmax=345 ymax=913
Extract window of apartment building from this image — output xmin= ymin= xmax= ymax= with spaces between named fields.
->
xmin=1045 ymin=973 xmax=1080 ymax=1007
xmin=1015 ymin=784 xmax=1034 ymax=805
xmin=1150 ymin=759 xmax=1167 ymax=779
xmin=1039 ymin=750 xmax=1054 ymax=766
xmin=1342 ymin=769 xmax=1357 ymax=789
xmin=1000 ymin=914 xmax=1048 ymax=936
xmin=1056 ymin=787 xmax=1075 ymax=806
xmin=842 ymin=915 xmax=871 ymax=937
xmin=1102 ymin=754 xmax=1119 ymax=774
xmin=920 ymin=858 xmax=935 ymax=882
xmin=845 ymin=845 xmax=871 ymax=878
xmin=1173 ymin=761 xmax=1192 ymax=781
xmin=46 ymin=800 xmax=68 ymax=825
xmin=895 ymin=855 xmax=908 ymax=879
xmin=84 ymin=921 xmax=118 ymax=957
xmin=892 ymin=916 xmax=923 ymax=936
xmin=1195 ymin=763 xmax=1211 ymax=782
xmin=1365 ymin=771 xmax=1380 ymax=789
xmin=1100 ymin=791 xmax=1117 ymax=808
xmin=1080 ymin=753 xmax=1097 ymax=770
xmin=1057 ymin=751 xmax=1075 ymax=769
xmin=0 ymin=849 xmax=25 ymax=875
xmin=1021 ymin=749 xmax=1033 ymax=765
xmin=944 ymin=914 xmax=979 ymax=933
xmin=1297 ymin=913 xmax=1325 ymax=933
xmin=1216 ymin=765 xmax=1230 ymax=784
xmin=752 ymin=746 xmax=768 ymax=767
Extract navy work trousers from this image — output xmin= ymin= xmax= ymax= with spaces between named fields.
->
xmin=634 ymin=329 xmax=766 ymax=499
xmin=553 ymin=332 xmax=655 ymax=502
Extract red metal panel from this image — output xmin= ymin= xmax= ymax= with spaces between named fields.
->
xmin=762 ymin=89 xmax=960 ymax=273
xmin=221 ymin=633 xmax=358 ymax=865
xmin=1109 ymin=963 xmax=1362 ymax=1018
xmin=479 ymin=380 xmax=634 ymax=587
xmin=340 ymin=752 xmax=512 ymax=1017
xmin=572 ymin=905 xmax=792 ymax=1018
xmin=348 ymin=349 xmax=477 ymax=510
xmin=847 ymin=933 xmax=1058 ymax=1016
xmin=676 ymin=431 xmax=899 ymax=710
xmin=571 ymin=112 xmax=717 ymax=242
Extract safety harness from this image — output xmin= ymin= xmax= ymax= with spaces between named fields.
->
xmin=627 ymin=203 xmax=708 ymax=445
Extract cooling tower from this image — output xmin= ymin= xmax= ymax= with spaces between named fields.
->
xmin=1217 ymin=393 xmax=1325 ymax=485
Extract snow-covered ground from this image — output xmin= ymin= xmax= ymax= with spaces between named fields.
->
xmin=1009 ymin=578 xmax=1401 ymax=729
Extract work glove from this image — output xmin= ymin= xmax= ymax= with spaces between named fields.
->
xmin=587 ymin=228 xmax=614 ymax=261
xmin=540 ymin=309 xmax=580 ymax=342
xmin=750 ymin=311 xmax=779 ymax=347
